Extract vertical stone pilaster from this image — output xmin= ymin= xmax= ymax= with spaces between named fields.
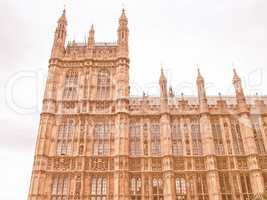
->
xmin=200 ymin=114 xmax=221 ymax=200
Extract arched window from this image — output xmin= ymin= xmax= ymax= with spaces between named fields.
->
xmin=97 ymin=70 xmax=110 ymax=99
xmin=196 ymin=174 xmax=208 ymax=200
xmin=230 ymin=119 xmax=244 ymax=154
xmin=219 ymin=173 xmax=232 ymax=200
xmin=56 ymin=120 xmax=74 ymax=155
xmin=211 ymin=118 xmax=225 ymax=155
xmin=171 ymin=123 xmax=183 ymax=156
xmin=130 ymin=123 xmax=141 ymax=156
xmin=240 ymin=173 xmax=252 ymax=200
xmin=63 ymin=71 xmax=78 ymax=100
xmin=152 ymin=178 xmax=163 ymax=200
xmin=91 ymin=176 xmax=107 ymax=200
xmin=130 ymin=177 xmax=142 ymax=200
xmin=52 ymin=176 xmax=69 ymax=200
xmin=175 ymin=177 xmax=186 ymax=200
xmin=191 ymin=117 xmax=202 ymax=155
xmin=93 ymin=123 xmax=110 ymax=156
xmin=251 ymin=116 xmax=266 ymax=154
xmin=151 ymin=123 xmax=161 ymax=155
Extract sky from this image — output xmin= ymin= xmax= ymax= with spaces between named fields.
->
xmin=1 ymin=0 xmax=267 ymax=199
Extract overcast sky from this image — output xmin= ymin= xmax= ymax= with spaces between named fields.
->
xmin=1 ymin=0 xmax=267 ymax=199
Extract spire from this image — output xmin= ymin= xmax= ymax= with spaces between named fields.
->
xmin=159 ymin=67 xmax=167 ymax=83
xmin=51 ymin=8 xmax=67 ymax=58
xmin=117 ymin=8 xmax=129 ymax=57
xmin=169 ymin=86 xmax=174 ymax=97
xmin=58 ymin=8 xmax=67 ymax=24
xmin=88 ymin=24 xmax=95 ymax=47
xmin=196 ymin=68 xmax=208 ymax=114
xmin=232 ymin=68 xmax=241 ymax=83
xmin=120 ymin=8 xmax=128 ymax=22
xmin=232 ymin=68 xmax=248 ymax=113
xmin=159 ymin=68 xmax=168 ymax=113
xmin=197 ymin=68 xmax=204 ymax=83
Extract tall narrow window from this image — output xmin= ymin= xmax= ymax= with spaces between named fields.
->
xmin=151 ymin=123 xmax=161 ymax=155
xmin=130 ymin=177 xmax=142 ymax=200
xmin=251 ymin=116 xmax=266 ymax=154
xmin=93 ymin=123 xmax=110 ymax=156
xmin=152 ymin=178 xmax=163 ymax=200
xmin=211 ymin=118 xmax=225 ymax=155
xmin=52 ymin=176 xmax=69 ymax=200
xmin=175 ymin=176 xmax=186 ymax=200
xmin=63 ymin=71 xmax=78 ymax=100
xmin=56 ymin=120 xmax=74 ymax=155
xmin=172 ymin=123 xmax=183 ymax=156
xmin=97 ymin=70 xmax=110 ymax=99
xmin=240 ymin=174 xmax=252 ymax=200
xmin=196 ymin=174 xmax=208 ymax=200
xmin=230 ymin=119 xmax=244 ymax=154
xmin=130 ymin=123 xmax=141 ymax=156
xmin=219 ymin=173 xmax=232 ymax=200
xmin=91 ymin=176 xmax=107 ymax=200
xmin=191 ymin=118 xmax=203 ymax=155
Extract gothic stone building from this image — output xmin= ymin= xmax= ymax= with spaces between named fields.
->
xmin=28 ymin=9 xmax=267 ymax=200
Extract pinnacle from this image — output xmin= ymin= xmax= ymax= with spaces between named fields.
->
xmin=120 ymin=8 xmax=127 ymax=21
xmin=58 ymin=8 xmax=67 ymax=24
xmin=90 ymin=24 xmax=94 ymax=32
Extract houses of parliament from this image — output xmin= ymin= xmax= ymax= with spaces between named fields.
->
xmin=28 ymin=8 xmax=267 ymax=200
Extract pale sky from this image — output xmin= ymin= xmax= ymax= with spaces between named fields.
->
xmin=1 ymin=0 xmax=267 ymax=199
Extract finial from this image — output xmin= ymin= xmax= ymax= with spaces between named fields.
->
xmin=58 ymin=6 xmax=67 ymax=24
xmin=90 ymin=24 xmax=94 ymax=32
xmin=181 ymin=92 xmax=184 ymax=100
xmin=169 ymin=86 xmax=174 ymax=97
xmin=233 ymin=68 xmax=240 ymax=81
xmin=233 ymin=68 xmax=237 ymax=75
xmin=218 ymin=92 xmax=222 ymax=100
xmin=120 ymin=7 xmax=127 ymax=20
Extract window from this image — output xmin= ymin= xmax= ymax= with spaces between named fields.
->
xmin=172 ymin=123 xmax=183 ymax=156
xmin=91 ymin=176 xmax=107 ymax=200
xmin=211 ymin=118 xmax=225 ymax=155
xmin=240 ymin=174 xmax=252 ymax=200
xmin=196 ymin=174 xmax=208 ymax=200
xmin=130 ymin=123 xmax=141 ymax=156
xmin=230 ymin=119 xmax=244 ymax=154
xmin=251 ymin=116 xmax=266 ymax=154
xmin=63 ymin=71 xmax=78 ymax=100
xmin=191 ymin=118 xmax=203 ymax=155
xmin=152 ymin=178 xmax=163 ymax=200
xmin=97 ymin=70 xmax=110 ymax=99
xmin=219 ymin=173 xmax=232 ymax=200
xmin=130 ymin=177 xmax=142 ymax=200
xmin=151 ymin=123 xmax=161 ymax=155
xmin=52 ymin=176 xmax=69 ymax=200
xmin=175 ymin=177 xmax=186 ymax=200
xmin=56 ymin=120 xmax=74 ymax=155
xmin=93 ymin=123 xmax=110 ymax=156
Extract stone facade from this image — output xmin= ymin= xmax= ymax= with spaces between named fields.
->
xmin=28 ymin=9 xmax=267 ymax=200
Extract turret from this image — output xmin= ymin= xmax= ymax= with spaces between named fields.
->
xmin=159 ymin=68 xmax=168 ymax=113
xmin=88 ymin=24 xmax=95 ymax=48
xmin=117 ymin=9 xmax=129 ymax=57
xmin=196 ymin=68 xmax=208 ymax=114
xmin=51 ymin=9 xmax=67 ymax=58
xmin=232 ymin=69 xmax=249 ymax=113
